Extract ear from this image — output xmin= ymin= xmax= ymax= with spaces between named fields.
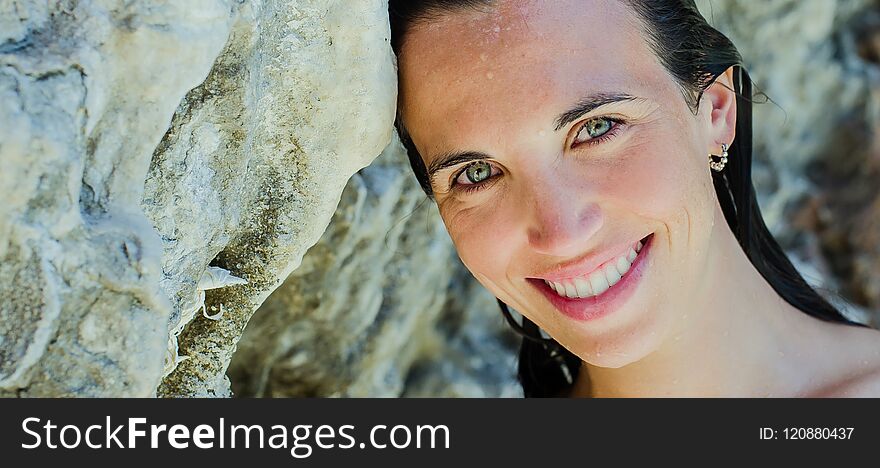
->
xmin=700 ymin=66 xmax=737 ymax=152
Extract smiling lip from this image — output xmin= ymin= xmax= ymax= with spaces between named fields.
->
xmin=535 ymin=236 xmax=647 ymax=282
xmin=528 ymin=233 xmax=654 ymax=322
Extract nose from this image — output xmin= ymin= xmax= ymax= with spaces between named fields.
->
xmin=524 ymin=174 xmax=603 ymax=257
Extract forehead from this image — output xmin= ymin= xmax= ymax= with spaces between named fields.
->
xmin=398 ymin=0 xmax=665 ymax=155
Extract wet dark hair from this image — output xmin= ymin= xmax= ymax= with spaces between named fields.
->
xmin=389 ymin=0 xmax=870 ymax=397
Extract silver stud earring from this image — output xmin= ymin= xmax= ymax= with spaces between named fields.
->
xmin=709 ymin=143 xmax=729 ymax=172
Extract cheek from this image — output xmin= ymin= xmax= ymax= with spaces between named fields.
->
xmin=439 ymin=198 xmax=519 ymax=286
xmin=602 ymin=122 xmax=713 ymax=232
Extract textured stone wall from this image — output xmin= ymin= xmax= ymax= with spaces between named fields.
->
xmin=0 ymin=0 xmax=397 ymax=397
xmin=1 ymin=0 xmax=878 ymax=397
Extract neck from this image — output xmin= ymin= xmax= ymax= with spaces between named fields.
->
xmin=570 ymin=206 xmax=825 ymax=398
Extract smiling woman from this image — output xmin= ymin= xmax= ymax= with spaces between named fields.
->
xmin=388 ymin=0 xmax=880 ymax=397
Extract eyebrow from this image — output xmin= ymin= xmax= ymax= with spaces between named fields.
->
xmin=425 ymin=91 xmax=640 ymax=185
xmin=427 ymin=150 xmax=492 ymax=187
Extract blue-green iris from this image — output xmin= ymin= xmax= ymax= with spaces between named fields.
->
xmin=465 ymin=162 xmax=492 ymax=183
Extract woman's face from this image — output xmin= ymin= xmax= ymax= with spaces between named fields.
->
xmin=398 ymin=0 xmax=734 ymax=367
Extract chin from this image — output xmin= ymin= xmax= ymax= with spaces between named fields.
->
xmin=562 ymin=298 xmax=674 ymax=370
xmin=574 ymin=337 xmax=661 ymax=369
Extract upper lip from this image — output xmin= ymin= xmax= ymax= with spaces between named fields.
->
xmin=530 ymin=234 xmax=651 ymax=282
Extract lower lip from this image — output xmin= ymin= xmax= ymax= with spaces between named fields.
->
xmin=529 ymin=233 xmax=654 ymax=322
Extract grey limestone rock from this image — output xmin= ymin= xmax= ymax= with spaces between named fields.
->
xmin=0 ymin=0 xmax=396 ymax=397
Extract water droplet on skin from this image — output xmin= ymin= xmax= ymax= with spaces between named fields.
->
xmin=479 ymin=53 xmax=488 ymax=61
xmin=486 ymin=72 xmax=494 ymax=79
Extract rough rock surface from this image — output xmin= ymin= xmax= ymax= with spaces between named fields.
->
xmin=144 ymin=0 xmax=396 ymax=398
xmin=0 ymin=0 xmax=878 ymax=398
xmin=0 ymin=0 xmax=396 ymax=397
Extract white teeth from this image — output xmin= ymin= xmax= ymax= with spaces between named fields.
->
xmin=636 ymin=240 xmax=644 ymax=252
xmin=563 ymin=282 xmax=578 ymax=298
xmin=543 ymin=245 xmax=641 ymax=299
xmin=616 ymin=256 xmax=630 ymax=275
xmin=589 ymin=269 xmax=610 ymax=295
xmin=573 ymin=277 xmax=592 ymax=297
xmin=604 ymin=263 xmax=622 ymax=285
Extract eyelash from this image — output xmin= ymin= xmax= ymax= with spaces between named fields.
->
xmin=451 ymin=164 xmax=501 ymax=195
xmin=572 ymin=117 xmax=626 ymax=148
xmin=448 ymin=117 xmax=626 ymax=195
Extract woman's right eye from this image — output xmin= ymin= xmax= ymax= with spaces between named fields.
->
xmin=452 ymin=161 xmax=500 ymax=192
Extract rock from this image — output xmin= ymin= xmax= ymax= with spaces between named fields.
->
xmin=0 ymin=0 xmax=396 ymax=397
xmin=0 ymin=0 xmax=235 ymax=396
xmin=146 ymin=0 xmax=396 ymax=397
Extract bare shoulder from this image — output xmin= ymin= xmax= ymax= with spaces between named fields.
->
xmin=811 ymin=324 xmax=880 ymax=397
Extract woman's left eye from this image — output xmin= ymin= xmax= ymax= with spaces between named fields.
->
xmin=573 ymin=117 xmax=621 ymax=146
